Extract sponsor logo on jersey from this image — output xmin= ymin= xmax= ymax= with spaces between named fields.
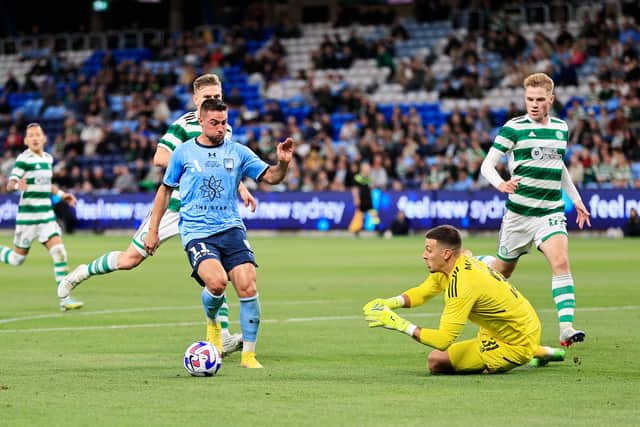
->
xmin=531 ymin=147 xmax=562 ymax=160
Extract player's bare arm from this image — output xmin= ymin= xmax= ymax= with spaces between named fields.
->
xmin=261 ymin=138 xmax=294 ymax=184
xmin=153 ymin=146 xmax=172 ymax=168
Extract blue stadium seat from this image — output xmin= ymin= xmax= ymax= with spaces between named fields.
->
xmin=606 ymin=98 xmax=620 ymax=113
xmin=42 ymin=106 xmax=66 ymax=119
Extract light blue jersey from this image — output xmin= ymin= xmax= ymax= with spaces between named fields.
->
xmin=163 ymin=137 xmax=269 ymax=247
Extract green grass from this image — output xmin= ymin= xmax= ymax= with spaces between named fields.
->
xmin=1 ymin=234 xmax=639 ymax=426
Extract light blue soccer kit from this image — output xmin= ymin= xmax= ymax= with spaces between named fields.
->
xmin=163 ymin=137 xmax=269 ymax=342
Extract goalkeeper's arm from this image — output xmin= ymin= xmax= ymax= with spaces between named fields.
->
xmin=365 ymin=306 xmax=462 ymax=350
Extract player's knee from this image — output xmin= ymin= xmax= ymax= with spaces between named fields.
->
xmin=235 ymin=280 xmax=257 ymax=299
xmin=49 ymin=244 xmax=67 ymax=263
xmin=550 ymin=255 xmax=569 ymax=272
xmin=204 ymin=281 xmax=227 ymax=295
xmin=200 ymin=272 xmax=227 ymax=294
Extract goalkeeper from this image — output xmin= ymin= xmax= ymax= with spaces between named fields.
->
xmin=363 ymin=225 xmax=564 ymax=374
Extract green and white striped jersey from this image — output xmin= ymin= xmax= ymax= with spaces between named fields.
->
xmin=158 ymin=110 xmax=233 ymax=211
xmin=492 ymin=114 xmax=568 ymax=217
xmin=9 ymin=149 xmax=56 ymax=225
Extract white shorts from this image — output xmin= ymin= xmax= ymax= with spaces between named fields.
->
xmin=496 ymin=210 xmax=568 ymax=261
xmin=131 ymin=209 xmax=180 ymax=256
xmin=14 ymin=221 xmax=62 ymax=249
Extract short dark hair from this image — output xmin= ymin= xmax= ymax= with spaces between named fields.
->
xmin=425 ymin=225 xmax=461 ymax=250
xmin=200 ymin=98 xmax=228 ymax=115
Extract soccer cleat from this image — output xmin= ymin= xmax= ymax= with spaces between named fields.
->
xmin=59 ymin=296 xmax=84 ymax=312
xmin=57 ymin=264 xmax=89 ymax=298
xmin=222 ymin=333 xmax=243 ymax=357
xmin=205 ymin=320 xmax=223 ymax=355
xmin=528 ymin=348 xmax=566 ymax=367
xmin=240 ymin=351 xmax=263 ymax=369
xmin=560 ymin=327 xmax=586 ymax=347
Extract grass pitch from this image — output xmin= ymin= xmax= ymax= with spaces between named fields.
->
xmin=1 ymin=233 xmax=639 ymax=426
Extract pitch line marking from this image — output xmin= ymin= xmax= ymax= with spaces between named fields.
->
xmin=0 ymin=300 xmax=332 ymax=325
xmin=0 ymin=305 xmax=638 ymax=334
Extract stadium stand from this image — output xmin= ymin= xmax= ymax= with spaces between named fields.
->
xmin=0 ymin=1 xmax=638 ymax=195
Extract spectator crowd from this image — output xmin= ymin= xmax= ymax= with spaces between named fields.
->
xmin=0 ymin=1 xmax=638 ymax=196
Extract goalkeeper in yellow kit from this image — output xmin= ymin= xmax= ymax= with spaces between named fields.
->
xmin=363 ymin=225 xmax=564 ymax=374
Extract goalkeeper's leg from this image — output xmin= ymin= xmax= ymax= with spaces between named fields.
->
xmin=427 ymin=350 xmax=457 ymax=375
xmin=434 ymin=339 xmax=486 ymax=375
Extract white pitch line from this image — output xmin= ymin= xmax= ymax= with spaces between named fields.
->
xmin=0 ymin=299 xmax=335 ymax=326
xmin=0 ymin=305 xmax=638 ymax=334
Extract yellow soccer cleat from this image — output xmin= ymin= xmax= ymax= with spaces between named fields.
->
xmin=205 ymin=320 xmax=223 ymax=355
xmin=59 ymin=296 xmax=84 ymax=312
xmin=240 ymin=351 xmax=264 ymax=369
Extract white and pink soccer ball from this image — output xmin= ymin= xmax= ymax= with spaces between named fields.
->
xmin=183 ymin=341 xmax=221 ymax=377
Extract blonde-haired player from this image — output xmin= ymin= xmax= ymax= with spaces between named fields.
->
xmin=363 ymin=225 xmax=564 ymax=374
xmin=480 ymin=72 xmax=591 ymax=347
xmin=0 ymin=123 xmax=83 ymax=311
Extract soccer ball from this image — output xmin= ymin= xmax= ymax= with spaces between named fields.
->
xmin=183 ymin=341 xmax=221 ymax=377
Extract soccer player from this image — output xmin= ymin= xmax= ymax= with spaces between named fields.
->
xmin=479 ymin=72 xmax=591 ymax=347
xmin=348 ymin=162 xmax=380 ymax=236
xmin=363 ymin=225 xmax=565 ymax=374
xmin=0 ymin=123 xmax=83 ymax=311
xmin=58 ymin=74 xmax=253 ymax=355
xmin=143 ymin=99 xmax=293 ymax=368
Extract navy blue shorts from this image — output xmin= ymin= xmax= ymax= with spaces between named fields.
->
xmin=185 ymin=227 xmax=257 ymax=287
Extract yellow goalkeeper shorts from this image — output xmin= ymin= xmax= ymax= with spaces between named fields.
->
xmin=447 ymin=327 xmax=539 ymax=374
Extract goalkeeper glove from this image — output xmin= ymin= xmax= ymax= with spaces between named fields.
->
xmin=364 ymin=304 xmax=417 ymax=337
xmin=362 ymin=295 xmax=404 ymax=314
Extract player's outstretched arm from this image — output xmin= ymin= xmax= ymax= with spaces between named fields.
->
xmin=261 ymin=138 xmax=294 ymax=184
xmin=144 ymin=184 xmax=172 ymax=255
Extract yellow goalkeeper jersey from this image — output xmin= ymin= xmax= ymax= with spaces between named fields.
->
xmin=403 ymin=254 xmax=540 ymax=350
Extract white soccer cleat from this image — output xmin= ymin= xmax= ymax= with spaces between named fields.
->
xmin=222 ymin=333 xmax=243 ymax=357
xmin=560 ymin=327 xmax=586 ymax=347
xmin=57 ymin=264 xmax=89 ymax=298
